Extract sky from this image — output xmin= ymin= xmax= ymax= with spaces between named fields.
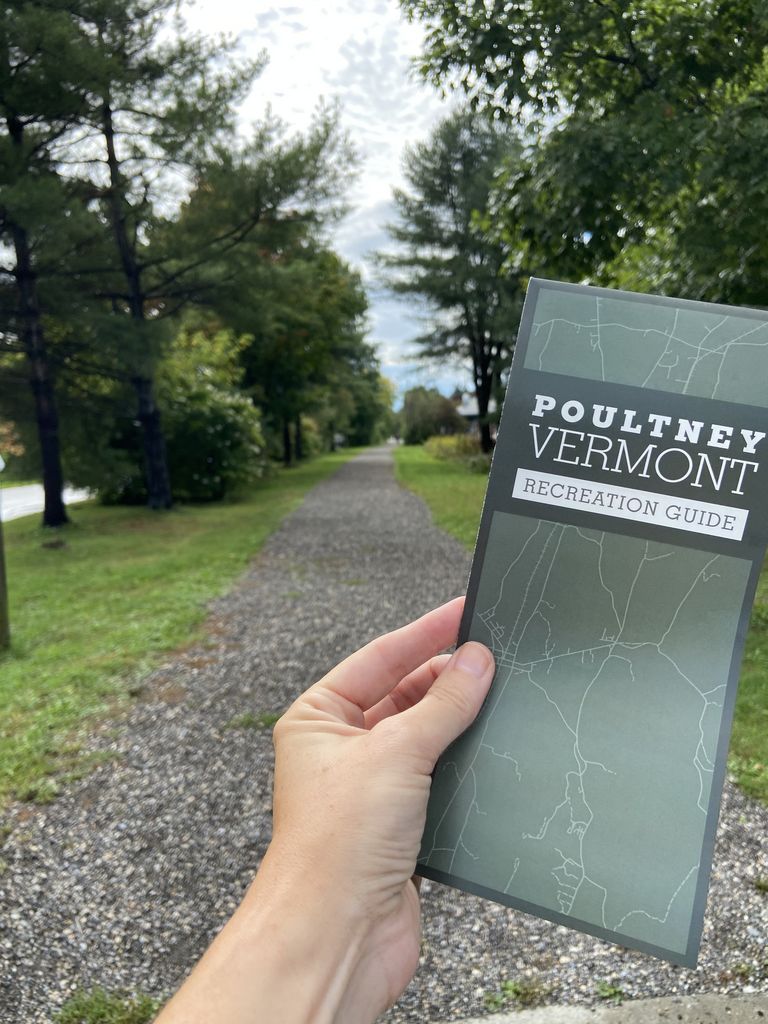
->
xmin=181 ymin=0 xmax=468 ymax=399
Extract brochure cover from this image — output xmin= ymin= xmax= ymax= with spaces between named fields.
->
xmin=417 ymin=278 xmax=768 ymax=967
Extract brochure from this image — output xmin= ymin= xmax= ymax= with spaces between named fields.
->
xmin=417 ymin=278 xmax=768 ymax=966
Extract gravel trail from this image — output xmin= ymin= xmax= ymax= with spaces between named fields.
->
xmin=0 ymin=448 xmax=766 ymax=1022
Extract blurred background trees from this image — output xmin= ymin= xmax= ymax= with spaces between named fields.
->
xmin=0 ymin=0 xmax=393 ymax=519
xmin=399 ymin=385 xmax=465 ymax=445
xmin=5 ymin=0 xmax=768 ymax=510
xmin=399 ymin=0 xmax=768 ymax=303
xmin=383 ymin=0 xmax=768 ymax=447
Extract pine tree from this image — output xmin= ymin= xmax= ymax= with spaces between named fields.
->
xmin=65 ymin=0 xmax=262 ymax=508
xmin=380 ymin=108 xmax=523 ymax=452
xmin=0 ymin=1 xmax=95 ymax=525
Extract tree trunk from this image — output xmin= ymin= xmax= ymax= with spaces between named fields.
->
xmin=102 ymin=100 xmax=172 ymax=509
xmin=0 ymin=518 xmax=10 ymax=648
xmin=6 ymin=113 xmax=69 ymax=528
xmin=294 ymin=416 xmax=303 ymax=460
xmin=471 ymin=342 xmax=495 ymax=455
xmin=11 ymin=223 xmax=69 ymax=527
xmin=33 ymin=370 xmax=70 ymax=525
xmin=282 ymin=418 xmax=293 ymax=467
xmin=132 ymin=376 xmax=172 ymax=509
xmin=133 ymin=373 xmax=172 ymax=508
xmin=478 ymin=417 xmax=493 ymax=454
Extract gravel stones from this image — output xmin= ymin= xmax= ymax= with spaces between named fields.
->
xmin=0 ymin=448 xmax=766 ymax=1022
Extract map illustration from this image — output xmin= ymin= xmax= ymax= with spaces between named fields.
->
xmin=419 ymin=512 xmax=751 ymax=958
xmin=526 ymin=285 xmax=768 ymax=407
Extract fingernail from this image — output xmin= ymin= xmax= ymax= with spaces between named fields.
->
xmin=453 ymin=642 xmax=494 ymax=679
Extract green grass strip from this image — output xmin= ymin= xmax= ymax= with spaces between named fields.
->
xmin=394 ymin=444 xmax=768 ymax=804
xmin=0 ymin=450 xmax=358 ymax=807
xmin=55 ymin=986 xmax=161 ymax=1023
xmin=393 ymin=443 xmax=486 ymax=550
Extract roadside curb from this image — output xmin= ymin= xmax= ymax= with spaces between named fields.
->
xmin=438 ymin=993 xmax=768 ymax=1024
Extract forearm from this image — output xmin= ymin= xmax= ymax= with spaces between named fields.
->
xmin=156 ymin=843 xmax=372 ymax=1024
xmin=154 ymin=606 xmax=494 ymax=1024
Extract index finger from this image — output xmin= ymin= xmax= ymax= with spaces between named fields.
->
xmin=314 ymin=597 xmax=464 ymax=712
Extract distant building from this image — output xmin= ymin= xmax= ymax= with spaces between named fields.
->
xmin=451 ymin=390 xmax=498 ymax=439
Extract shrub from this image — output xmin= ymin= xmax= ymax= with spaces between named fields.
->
xmin=424 ymin=435 xmax=480 ymax=460
xmin=95 ymin=380 xmax=266 ymax=503
xmin=424 ymin=434 xmax=492 ymax=473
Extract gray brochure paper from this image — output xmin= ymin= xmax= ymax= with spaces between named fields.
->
xmin=417 ymin=279 xmax=768 ymax=966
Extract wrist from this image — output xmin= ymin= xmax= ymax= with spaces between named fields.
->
xmin=157 ymin=839 xmax=377 ymax=1024
xmin=246 ymin=839 xmax=374 ymax=1009
xmin=241 ymin=877 xmax=370 ymax=1024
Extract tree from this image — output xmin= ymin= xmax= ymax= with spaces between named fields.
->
xmin=400 ymin=1 xmax=768 ymax=286
xmin=400 ymin=386 xmax=465 ymax=445
xmin=0 ymin=1 xmax=98 ymax=525
xmin=379 ymin=108 xmax=523 ymax=452
xmin=170 ymin=110 xmax=358 ymax=466
xmin=60 ymin=0 xmax=262 ymax=508
xmin=346 ymin=373 xmax=396 ymax=446
xmin=607 ymin=84 xmax=768 ymax=308
xmin=217 ymin=242 xmax=372 ymax=466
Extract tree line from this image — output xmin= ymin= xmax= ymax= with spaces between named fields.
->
xmin=0 ymin=0 xmax=392 ymax=525
xmin=384 ymin=1 xmax=768 ymax=451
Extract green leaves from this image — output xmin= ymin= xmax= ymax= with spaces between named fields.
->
xmin=401 ymin=0 xmax=768 ymax=117
xmin=403 ymin=0 xmax=768 ymax=306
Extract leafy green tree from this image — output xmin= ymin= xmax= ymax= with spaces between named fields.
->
xmin=608 ymin=84 xmax=768 ymax=308
xmin=401 ymin=385 xmax=465 ymax=445
xmin=311 ymin=368 xmax=395 ymax=451
xmin=224 ymin=245 xmax=373 ymax=466
xmin=380 ymin=108 xmax=523 ymax=452
xmin=347 ymin=372 xmax=396 ymax=446
xmin=400 ymin=1 xmax=768 ymax=285
xmin=172 ymin=112 xmax=358 ymax=465
xmin=402 ymin=0 xmax=766 ymax=117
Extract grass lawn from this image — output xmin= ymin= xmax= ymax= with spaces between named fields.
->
xmin=0 ymin=479 xmax=37 ymax=489
xmin=394 ymin=444 xmax=487 ymax=549
xmin=394 ymin=444 xmax=768 ymax=804
xmin=0 ymin=450 xmax=358 ymax=807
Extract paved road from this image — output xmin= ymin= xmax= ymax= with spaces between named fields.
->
xmin=0 ymin=450 xmax=765 ymax=1021
xmin=0 ymin=483 xmax=91 ymax=522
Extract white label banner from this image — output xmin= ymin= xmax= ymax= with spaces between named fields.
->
xmin=512 ymin=468 xmax=747 ymax=541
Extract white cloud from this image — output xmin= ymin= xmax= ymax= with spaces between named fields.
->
xmin=181 ymin=0 xmax=455 ymax=374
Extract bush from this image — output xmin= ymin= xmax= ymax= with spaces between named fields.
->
xmin=424 ymin=435 xmax=480 ymax=460
xmin=50 ymin=324 xmax=268 ymax=503
xmin=161 ymin=380 xmax=266 ymax=501
xmin=100 ymin=380 xmax=266 ymax=503
xmin=424 ymin=434 xmax=492 ymax=473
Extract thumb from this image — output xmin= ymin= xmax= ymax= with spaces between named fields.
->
xmin=399 ymin=641 xmax=495 ymax=767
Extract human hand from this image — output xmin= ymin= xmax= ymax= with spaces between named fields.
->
xmin=156 ymin=597 xmax=494 ymax=1024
